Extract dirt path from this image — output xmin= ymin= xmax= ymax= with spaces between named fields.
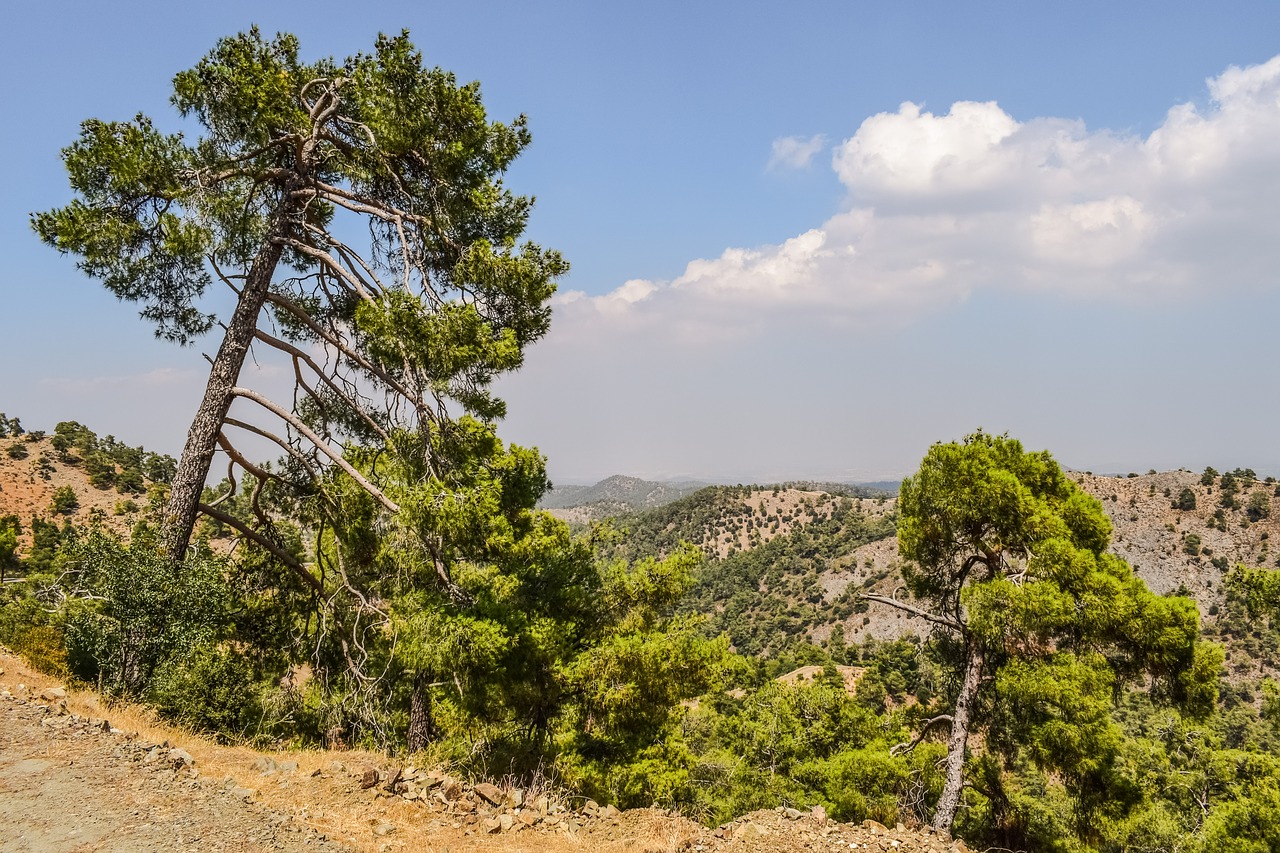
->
xmin=0 ymin=652 xmax=970 ymax=853
xmin=0 ymin=684 xmax=349 ymax=853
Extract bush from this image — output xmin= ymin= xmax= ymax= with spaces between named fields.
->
xmin=1249 ymin=492 xmax=1273 ymax=522
xmin=1173 ymin=488 xmax=1198 ymax=511
xmin=148 ymin=643 xmax=261 ymax=738
xmin=50 ymin=486 xmax=79 ymax=515
xmin=5 ymin=443 xmax=29 ymax=460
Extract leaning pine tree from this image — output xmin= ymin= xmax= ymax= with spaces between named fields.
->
xmin=33 ymin=29 xmax=565 ymax=570
xmin=868 ymin=432 xmax=1220 ymax=838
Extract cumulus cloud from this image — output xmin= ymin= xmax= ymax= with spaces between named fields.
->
xmin=558 ymin=55 xmax=1280 ymax=341
xmin=767 ymin=134 xmax=828 ymax=170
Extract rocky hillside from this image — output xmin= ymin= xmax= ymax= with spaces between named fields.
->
xmin=588 ymin=470 xmax=1278 ymax=655
xmin=0 ymin=429 xmax=169 ymax=550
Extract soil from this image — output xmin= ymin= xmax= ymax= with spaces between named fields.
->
xmin=0 ymin=651 xmax=972 ymax=853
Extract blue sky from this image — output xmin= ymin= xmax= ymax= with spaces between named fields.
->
xmin=4 ymin=2 xmax=1280 ymax=482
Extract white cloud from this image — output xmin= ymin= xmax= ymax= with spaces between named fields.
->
xmin=767 ymin=134 xmax=827 ymax=171
xmin=554 ymin=54 xmax=1280 ymax=345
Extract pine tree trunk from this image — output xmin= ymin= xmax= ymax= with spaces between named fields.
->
xmin=407 ymin=672 xmax=434 ymax=752
xmin=161 ymin=236 xmax=284 ymax=561
xmin=933 ymin=642 xmax=985 ymax=833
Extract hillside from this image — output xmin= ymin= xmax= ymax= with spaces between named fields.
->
xmin=587 ymin=469 xmax=1279 ymax=656
xmin=0 ymin=427 xmax=172 ymax=552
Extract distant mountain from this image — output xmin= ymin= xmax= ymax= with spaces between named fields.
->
xmin=539 ymin=475 xmax=708 ymax=518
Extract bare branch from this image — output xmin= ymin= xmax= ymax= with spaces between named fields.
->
xmin=231 ymin=386 xmax=400 ymax=514
xmin=891 ymin=714 xmax=955 ymax=756
xmin=254 ymin=328 xmax=391 ymax=443
xmin=197 ymin=502 xmax=322 ymax=594
xmin=264 ymin=292 xmax=424 ymax=407
xmin=862 ymin=591 xmax=962 ymax=632
xmin=223 ymin=417 xmax=321 ymax=478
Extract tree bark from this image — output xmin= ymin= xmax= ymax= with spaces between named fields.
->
xmin=161 ymin=234 xmax=285 ymax=560
xmin=407 ymin=671 xmax=435 ymax=753
xmin=933 ymin=642 xmax=985 ymax=833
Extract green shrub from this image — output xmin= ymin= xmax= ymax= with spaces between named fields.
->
xmin=148 ymin=643 xmax=260 ymax=738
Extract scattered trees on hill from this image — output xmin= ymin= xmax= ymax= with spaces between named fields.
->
xmin=874 ymin=432 xmax=1218 ymax=834
xmin=34 ymin=29 xmax=564 ymax=562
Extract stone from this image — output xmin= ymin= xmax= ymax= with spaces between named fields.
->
xmin=508 ymin=787 xmax=525 ymax=808
xmin=169 ymin=748 xmax=195 ymax=768
xmin=473 ymin=782 xmax=504 ymax=806
xmin=483 ymin=818 xmax=502 ymax=834
xmin=498 ymin=814 xmax=514 ymax=832
xmin=518 ymin=811 xmax=539 ymax=827
xmin=601 ymin=804 xmax=620 ymax=819
xmin=40 ymin=686 xmax=67 ymax=701
xmin=812 ymin=805 xmax=828 ymax=826
xmin=581 ymin=799 xmax=600 ymax=816
xmin=279 ymin=760 xmax=299 ymax=774
xmin=372 ymin=823 xmax=396 ymax=837
xmin=359 ymin=768 xmax=380 ymax=790
xmin=862 ymin=819 xmax=886 ymax=832
xmin=253 ymin=757 xmax=278 ymax=774
xmin=231 ymin=787 xmax=256 ymax=801
xmin=783 ymin=807 xmax=804 ymax=820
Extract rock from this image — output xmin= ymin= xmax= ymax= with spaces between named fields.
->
xmin=498 ymin=814 xmax=515 ymax=832
xmin=601 ymin=804 xmax=620 ymax=819
xmin=783 ymin=807 xmax=804 ymax=820
xmin=862 ymin=819 xmax=886 ymax=832
xmin=279 ymin=760 xmax=299 ymax=774
xmin=253 ymin=757 xmax=278 ymax=774
xmin=812 ymin=805 xmax=828 ymax=826
xmin=441 ymin=778 xmax=463 ymax=800
xmin=40 ymin=686 xmax=67 ymax=701
xmin=508 ymin=787 xmax=525 ymax=808
xmin=518 ymin=811 xmax=540 ymax=827
xmin=581 ymin=799 xmax=600 ymax=816
xmin=359 ymin=768 xmax=381 ymax=790
xmin=473 ymin=782 xmax=503 ymax=806
xmin=231 ymin=787 xmax=256 ymax=801
xmin=169 ymin=748 xmax=195 ymax=768
xmin=328 ymin=760 xmax=346 ymax=773
xmin=372 ymin=822 xmax=396 ymax=837
xmin=534 ymin=795 xmax=551 ymax=815
xmin=483 ymin=818 xmax=502 ymax=834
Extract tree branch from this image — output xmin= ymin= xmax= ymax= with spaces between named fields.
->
xmin=197 ymin=502 xmax=322 ymax=593
xmin=862 ymin=591 xmax=962 ymax=632
xmin=891 ymin=714 xmax=954 ymax=756
xmin=230 ymin=387 xmax=400 ymax=514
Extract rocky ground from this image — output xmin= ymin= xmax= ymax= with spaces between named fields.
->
xmin=0 ymin=652 xmax=975 ymax=853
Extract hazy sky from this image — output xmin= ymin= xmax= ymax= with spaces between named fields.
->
xmin=4 ymin=2 xmax=1280 ymax=483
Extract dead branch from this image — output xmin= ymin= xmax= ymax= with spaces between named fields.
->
xmin=196 ymin=502 xmax=322 ymax=593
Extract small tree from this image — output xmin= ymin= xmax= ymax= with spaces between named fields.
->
xmin=50 ymin=486 xmax=80 ymax=516
xmin=867 ymin=432 xmax=1217 ymax=834
xmin=1248 ymin=491 xmax=1273 ymax=522
xmin=1173 ymin=487 xmax=1198 ymax=511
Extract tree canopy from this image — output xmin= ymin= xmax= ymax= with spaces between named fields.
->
xmin=34 ymin=28 xmax=565 ymax=562
xmin=876 ymin=431 xmax=1219 ymax=834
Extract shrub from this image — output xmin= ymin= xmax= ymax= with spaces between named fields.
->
xmin=50 ymin=486 xmax=79 ymax=515
xmin=1173 ymin=488 xmax=1198 ymax=511
xmin=1248 ymin=492 xmax=1272 ymax=522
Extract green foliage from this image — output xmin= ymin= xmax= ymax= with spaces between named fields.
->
xmin=50 ymin=485 xmax=79 ymax=515
xmin=1173 ymin=487 xmax=1198 ymax=511
xmin=892 ymin=432 xmax=1217 ymax=837
xmin=1248 ymin=491 xmax=1272 ymax=522
xmin=61 ymin=534 xmax=233 ymax=697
